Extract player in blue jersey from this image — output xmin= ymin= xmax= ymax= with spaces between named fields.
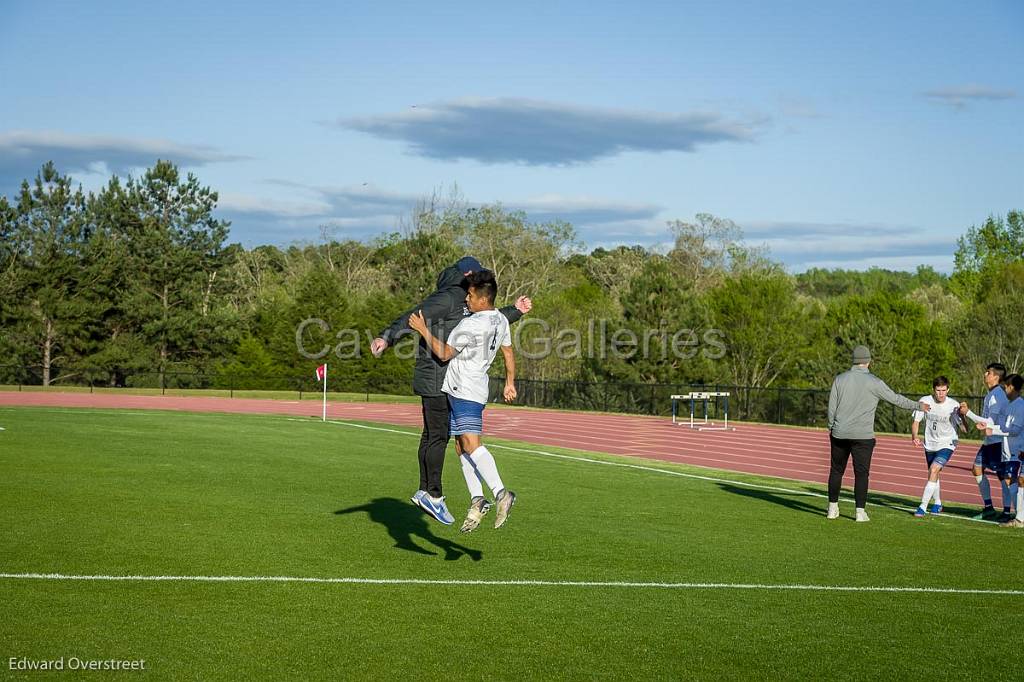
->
xmin=960 ymin=363 xmax=1011 ymax=520
xmin=985 ymin=374 xmax=1024 ymax=526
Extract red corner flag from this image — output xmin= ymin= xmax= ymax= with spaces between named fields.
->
xmin=315 ymin=364 xmax=327 ymax=422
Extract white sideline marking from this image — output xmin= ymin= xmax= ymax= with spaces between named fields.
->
xmin=1 ymin=573 xmax=1022 ymax=595
xmin=0 ymin=407 xmax=164 ymax=417
xmin=290 ymin=418 xmax=997 ymax=526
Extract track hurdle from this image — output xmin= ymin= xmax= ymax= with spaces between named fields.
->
xmin=671 ymin=392 xmax=735 ymax=431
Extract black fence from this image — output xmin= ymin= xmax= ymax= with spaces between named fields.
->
xmin=490 ymin=378 xmax=984 ymax=434
xmin=2 ymin=364 xmax=984 ymax=435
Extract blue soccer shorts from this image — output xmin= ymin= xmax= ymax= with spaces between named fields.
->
xmin=448 ymin=394 xmax=485 ymax=436
xmin=998 ymin=459 xmax=1022 ymax=481
xmin=925 ymin=448 xmax=954 ymax=469
xmin=974 ymin=443 xmax=1002 ymax=473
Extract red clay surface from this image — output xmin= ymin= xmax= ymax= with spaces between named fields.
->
xmin=0 ymin=391 xmax=993 ymax=508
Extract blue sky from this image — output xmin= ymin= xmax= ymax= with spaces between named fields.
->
xmin=2 ymin=0 xmax=1021 ymax=271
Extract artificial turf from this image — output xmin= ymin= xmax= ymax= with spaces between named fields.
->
xmin=0 ymin=406 xmax=1019 ymax=680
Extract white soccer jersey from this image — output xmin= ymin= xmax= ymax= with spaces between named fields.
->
xmin=913 ymin=395 xmax=961 ymax=451
xmin=442 ymin=309 xmax=512 ymax=405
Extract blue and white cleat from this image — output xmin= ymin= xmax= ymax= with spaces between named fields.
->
xmin=411 ymin=489 xmax=427 ymax=507
xmin=418 ymin=494 xmax=455 ymax=525
xmin=929 ymin=503 xmax=943 ymax=515
xmin=913 ymin=507 xmax=927 ymax=518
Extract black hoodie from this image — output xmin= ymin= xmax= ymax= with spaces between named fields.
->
xmin=378 ymin=265 xmax=524 ymax=397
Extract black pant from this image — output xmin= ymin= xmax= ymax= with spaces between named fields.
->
xmin=828 ymin=435 xmax=876 ymax=508
xmin=418 ymin=395 xmax=450 ymax=498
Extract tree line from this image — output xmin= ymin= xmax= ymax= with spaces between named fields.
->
xmin=1 ymin=161 xmax=1021 ymax=397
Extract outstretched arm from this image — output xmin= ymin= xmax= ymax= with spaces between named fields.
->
xmin=372 ymin=290 xmax=456 ymax=356
xmin=985 ymin=411 xmax=1023 ymax=439
xmin=408 ymin=310 xmax=457 ymax=362
xmin=499 ymin=296 xmax=532 ymax=325
xmin=872 ymin=378 xmax=929 ymax=412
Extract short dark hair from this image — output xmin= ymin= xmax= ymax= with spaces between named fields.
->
xmin=467 ymin=269 xmax=497 ymax=304
xmin=987 ymin=362 xmax=1007 ymax=380
xmin=932 ymin=376 xmax=949 ymax=388
xmin=1005 ymin=373 xmax=1023 ymax=393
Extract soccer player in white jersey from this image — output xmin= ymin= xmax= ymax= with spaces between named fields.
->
xmin=911 ymin=376 xmax=965 ymax=517
xmin=959 ymin=363 xmax=1011 ymax=520
xmin=408 ymin=270 xmax=518 ymax=532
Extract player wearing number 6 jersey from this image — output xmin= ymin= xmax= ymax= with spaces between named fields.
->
xmin=911 ymin=376 xmax=965 ymax=517
xmin=408 ymin=270 xmax=519 ymax=533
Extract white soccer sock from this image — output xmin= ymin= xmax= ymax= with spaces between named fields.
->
xmin=920 ymin=481 xmax=938 ymax=510
xmin=933 ymin=481 xmax=942 ymax=506
xmin=1017 ymin=487 xmax=1024 ymax=520
xmin=467 ymin=446 xmax=505 ymax=497
xmin=459 ymin=453 xmax=485 ymax=499
xmin=1001 ymin=479 xmax=1012 ymax=511
xmin=977 ymin=475 xmax=992 ymax=505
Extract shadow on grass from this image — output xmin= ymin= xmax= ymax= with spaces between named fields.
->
xmin=716 ymin=484 xmax=823 ymax=516
xmin=860 ymin=489 xmax=982 ymax=519
xmin=717 ymin=482 xmax=984 ymax=520
xmin=334 ymin=497 xmax=482 ymax=562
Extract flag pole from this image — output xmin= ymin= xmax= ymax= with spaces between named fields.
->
xmin=322 ymin=363 xmax=327 ymax=422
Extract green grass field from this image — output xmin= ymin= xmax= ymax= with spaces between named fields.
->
xmin=0 ymin=406 xmax=1019 ymax=680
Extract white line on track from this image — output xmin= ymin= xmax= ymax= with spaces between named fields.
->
xmin=292 ymin=418 xmax=999 ymax=526
xmin=1 ymin=573 xmax=1021 ymax=595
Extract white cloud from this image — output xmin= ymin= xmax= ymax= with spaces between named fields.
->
xmin=218 ymin=192 xmax=330 ymax=218
xmin=743 ymin=221 xmax=958 ymax=272
xmin=506 ymin=194 xmax=662 ymax=224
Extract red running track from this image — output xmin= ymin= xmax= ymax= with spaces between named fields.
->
xmin=0 ymin=391 xmax=993 ymax=508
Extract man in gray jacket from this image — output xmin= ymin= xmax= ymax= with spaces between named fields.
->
xmin=827 ymin=345 xmax=930 ymax=522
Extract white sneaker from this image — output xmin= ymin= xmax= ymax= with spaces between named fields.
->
xmin=855 ymin=508 xmax=870 ymax=523
xmin=826 ymin=502 xmax=839 ymax=520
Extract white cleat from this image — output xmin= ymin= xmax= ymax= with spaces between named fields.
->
xmin=494 ymin=489 xmax=517 ymax=529
xmin=855 ymin=508 xmax=870 ymax=523
xmin=826 ymin=502 xmax=840 ymax=520
xmin=460 ymin=496 xmax=493 ymax=533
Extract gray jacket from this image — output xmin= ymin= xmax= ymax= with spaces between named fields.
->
xmin=827 ymin=366 xmax=919 ymax=439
